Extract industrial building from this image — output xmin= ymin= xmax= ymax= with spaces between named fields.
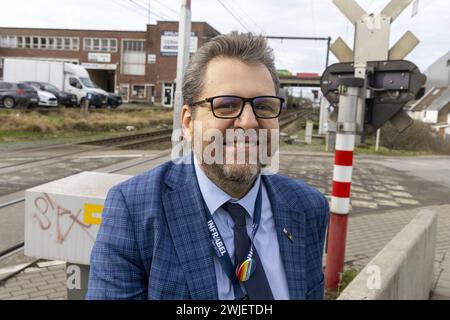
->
xmin=0 ymin=21 xmax=220 ymax=106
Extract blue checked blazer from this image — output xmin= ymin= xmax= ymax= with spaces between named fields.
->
xmin=86 ymin=157 xmax=329 ymax=300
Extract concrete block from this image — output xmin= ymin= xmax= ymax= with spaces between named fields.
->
xmin=24 ymin=172 xmax=131 ymax=265
xmin=430 ymin=294 xmax=450 ymax=300
xmin=338 ymin=207 xmax=438 ymax=300
xmin=433 ymin=286 xmax=450 ymax=297
xmin=305 ymin=120 xmax=313 ymax=145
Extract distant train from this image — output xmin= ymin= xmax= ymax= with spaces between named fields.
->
xmin=276 ymin=70 xmax=320 ymax=78
xmin=276 ymin=69 xmax=292 ymax=77
xmin=295 ymin=72 xmax=320 ymax=79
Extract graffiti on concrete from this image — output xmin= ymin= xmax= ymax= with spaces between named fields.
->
xmin=33 ymin=193 xmax=95 ymax=244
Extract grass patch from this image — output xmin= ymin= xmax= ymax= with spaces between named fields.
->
xmin=279 ymin=121 xmax=445 ymax=156
xmin=0 ymin=108 xmax=173 ymax=144
xmin=325 ymin=267 xmax=361 ymax=300
xmin=354 ymin=145 xmax=434 ymax=156
xmin=279 ymin=119 xmax=326 ymax=153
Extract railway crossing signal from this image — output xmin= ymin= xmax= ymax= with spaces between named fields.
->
xmin=323 ymin=0 xmax=426 ymax=290
xmin=321 ymin=59 xmax=426 ymax=135
xmin=324 ymin=0 xmax=425 ymax=135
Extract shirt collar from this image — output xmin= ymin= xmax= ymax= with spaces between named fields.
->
xmin=193 ymin=155 xmax=261 ymax=218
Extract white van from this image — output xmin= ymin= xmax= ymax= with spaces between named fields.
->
xmin=3 ymin=58 xmax=107 ymax=108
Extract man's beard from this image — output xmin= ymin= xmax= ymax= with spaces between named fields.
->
xmin=191 ymin=125 xmax=276 ymax=192
xmin=208 ymin=161 xmax=260 ymax=184
xmin=194 ymin=138 xmax=263 ymax=189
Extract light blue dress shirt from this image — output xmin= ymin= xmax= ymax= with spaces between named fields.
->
xmin=193 ymin=157 xmax=290 ymax=300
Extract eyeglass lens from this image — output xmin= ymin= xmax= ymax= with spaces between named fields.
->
xmin=212 ymin=96 xmax=281 ymax=118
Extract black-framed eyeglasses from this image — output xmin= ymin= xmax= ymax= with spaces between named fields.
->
xmin=192 ymin=95 xmax=284 ymax=119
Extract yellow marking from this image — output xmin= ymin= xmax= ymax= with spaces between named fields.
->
xmin=83 ymin=204 xmax=103 ymax=225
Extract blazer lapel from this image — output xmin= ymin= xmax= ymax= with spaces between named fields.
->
xmin=162 ymin=159 xmax=219 ymax=300
xmin=263 ymin=175 xmax=307 ymax=300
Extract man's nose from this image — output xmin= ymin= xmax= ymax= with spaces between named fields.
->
xmin=235 ymin=102 xmax=259 ymax=129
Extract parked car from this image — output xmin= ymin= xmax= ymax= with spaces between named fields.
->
xmin=84 ymin=91 xmax=108 ymax=108
xmin=0 ymin=81 xmax=39 ymax=109
xmin=106 ymin=92 xmax=123 ymax=108
xmin=20 ymin=82 xmax=58 ymax=107
xmin=22 ymin=81 xmax=78 ymax=107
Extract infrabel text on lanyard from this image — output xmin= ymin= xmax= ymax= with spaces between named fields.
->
xmin=204 ymin=183 xmax=262 ymax=299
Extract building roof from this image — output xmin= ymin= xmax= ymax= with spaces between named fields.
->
xmin=428 ymin=87 xmax=450 ymax=112
xmin=0 ymin=21 xmax=220 ymax=35
xmin=410 ymin=86 xmax=448 ymax=112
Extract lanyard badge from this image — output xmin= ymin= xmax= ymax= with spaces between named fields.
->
xmin=236 ymin=253 xmax=256 ymax=282
xmin=235 ymin=220 xmax=259 ymax=282
xmin=204 ymin=183 xmax=262 ymax=285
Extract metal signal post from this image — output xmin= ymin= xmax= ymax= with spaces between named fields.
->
xmin=324 ymin=0 xmax=423 ymax=290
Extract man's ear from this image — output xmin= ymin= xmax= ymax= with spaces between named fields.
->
xmin=181 ymin=104 xmax=193 ymax=141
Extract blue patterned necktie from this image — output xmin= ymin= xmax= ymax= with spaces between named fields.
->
xmin=222 ymin=202 xmax=274 ymax=300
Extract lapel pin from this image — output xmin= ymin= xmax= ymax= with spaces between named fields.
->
xmin=283 ymin=228 xmax=294 ymax=242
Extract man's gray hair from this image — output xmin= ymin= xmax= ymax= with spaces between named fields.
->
xmin=182 ymin=31 xmax=280 ymax=107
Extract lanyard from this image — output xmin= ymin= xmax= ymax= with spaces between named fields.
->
xmin=203 ymin=182 xmax=262 ymax=300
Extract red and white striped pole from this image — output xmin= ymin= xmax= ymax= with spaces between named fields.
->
xmin=325 ymin=77 xmax=364 ymax=290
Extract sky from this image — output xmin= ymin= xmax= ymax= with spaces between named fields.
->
xmin=0 ymin=0 xmax=449 ymax=75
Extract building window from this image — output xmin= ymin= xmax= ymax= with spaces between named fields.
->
xmin=122 ymin=40 xmax=146 ymax=76
xmin=93 ymin=39 xmax=100 ymax=51
xmin=0 ymin=36 xmax=17 ymax=48
xmin=101 ymin=39 xmax=108 ymax=51
xmin=32 ymin=37 xmax=39 ymax=49
xmin=64 ymin=38 xmax=70 ymax=50
xmin=132 ymin=85 xmax=146 ymax=99
xmin=0 ymin=34 xmax=75 ymax=51
xmin=84 ymin=38 xmax=92 ymax=51
xmin=83 ymin=38 xmax=117 ymax=52
xmin=40 ymin=37 xmax=47 ymax=49
xmin=48 ymin=37 xmax=55 ymax=50
xmin=71 ymin=38 xmax=79 ymax=50
xmin=56 ymin=38 xmax=63 ymax=50
xmin=110 ymin=39 xmax=117 ymax=51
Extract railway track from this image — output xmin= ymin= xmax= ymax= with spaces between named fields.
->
xmin=0 ymin=128 xmax=172 ymax=171
xmin=0 ymin=109 xmax=311 ymax=171
xmin=0 ymin=150 xmax=172 ymax=274
xmin=0 ymin=108 xmax=312 ymax=264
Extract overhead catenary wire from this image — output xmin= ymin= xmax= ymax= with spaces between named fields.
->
xmin=126 ymin=0 xmax=172 ymax=20
xmin=109 ymin=0 xmax=167 ymax=22
xmin=127 ymin=0 xmax=172 ymax=20
xmin=216 ymin=0 xmax=252 ymax=32
xmin=132 ymin=0 xmax=179 ymax=20
xmin=309 ymin=0 xmax=320 ymax=70
xmin=215 ymin=0 xmax=296 ymax=71
xmin=224 ymin=0 xmax=265 ymax=34
xmin=149 ymin=0 xmax=179 ymax=16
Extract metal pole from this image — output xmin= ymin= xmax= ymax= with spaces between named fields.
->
xmin=325 ymin=77 xmax=363 ymax=290
xmin=173 ymin=0 xmax=191 ymax=142
xmin=319 ymin=37 xmax=332 ymax=136
xmin=375 ymin=128 xmax=381 ymax=152
xmin=325 ymin=0 xmax=418 ymax=292
xmin=148 ymin=0 xmax=151 ymax=25
xmin=325 ymin=37 xmax=331 ymax=68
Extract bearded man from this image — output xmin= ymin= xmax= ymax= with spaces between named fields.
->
xmin=87 ymin=32 xmax=329 ymax=300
